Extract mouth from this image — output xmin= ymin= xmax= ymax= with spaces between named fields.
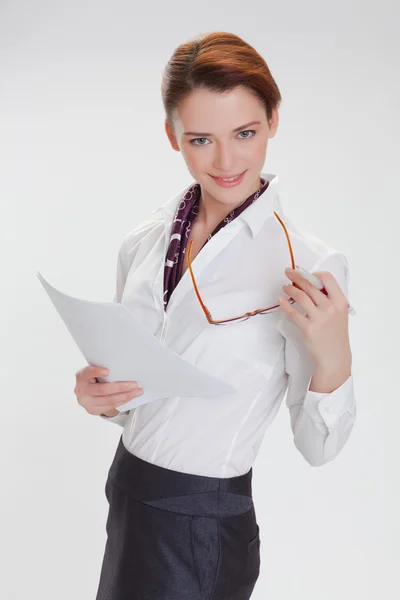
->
xmin=210 ymin=170 xmax=245 ymax=179
xmin=210 ymin=170 xmax=247 ymax=187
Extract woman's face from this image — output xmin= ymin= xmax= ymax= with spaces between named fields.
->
xmin=165 ymin=86 xmax=279 ymax=205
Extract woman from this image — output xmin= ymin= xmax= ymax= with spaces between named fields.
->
xmin=74 ymin=32 xmax=356 ymax=600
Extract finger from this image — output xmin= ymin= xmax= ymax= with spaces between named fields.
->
xmin=91 ymin=388 xmax=144 ymax=407
xmin=278 ymin=294 xmax=308 ymax=328
xmin=313 ymin=270 xmax=346 ymax=306
xmin=285 ymin=268 xmax=330 ymax=309
xmin=282 ymin=284 xmax=318 ymax=318
xmin=76 ymin=365 xmax=109 ymax=382
xmin=91 ymin=381 xmax=140 ymax=397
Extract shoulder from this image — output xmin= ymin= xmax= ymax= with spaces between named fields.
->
xmin=122 ymin=217 xmax=163 ymax=249
xmin=118 ymin=217 xmax=164 ymax=271
xmin=280 ymin=213 xmax=349 ymax=274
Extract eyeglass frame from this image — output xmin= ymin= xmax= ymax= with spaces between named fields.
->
xmin=186 ymin=211 xmax=297 ymax=325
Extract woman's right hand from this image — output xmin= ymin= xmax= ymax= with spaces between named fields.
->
xmin=74 ymin=365 xmax=144 ymax=418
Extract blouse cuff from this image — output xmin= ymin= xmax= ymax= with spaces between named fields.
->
xmin=100 ymin=411 xmax=129 ymax=426
xmin=302 ymin=374 xmax=355 ymax=430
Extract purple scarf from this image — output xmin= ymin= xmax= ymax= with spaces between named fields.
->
xmin=163 ymin=177 xmax=270 ymax=309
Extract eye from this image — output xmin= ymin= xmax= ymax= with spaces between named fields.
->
xmin=237 ymin=129 xmax=256 ymax=139
xmin=189 ymin=130 xmax=257 ymax=146
xmin=190 ymin=137 xmax=210 ymax=146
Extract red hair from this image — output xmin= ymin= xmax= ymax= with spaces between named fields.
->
xmin=161 ymin=31 xmax=282 ymax=131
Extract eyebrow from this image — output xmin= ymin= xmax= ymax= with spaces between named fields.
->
xmin=183 ymin=120 xmax=261 ymax=137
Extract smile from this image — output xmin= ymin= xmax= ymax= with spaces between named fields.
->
xmin=210 ymin=170 xmax=247 ymax=187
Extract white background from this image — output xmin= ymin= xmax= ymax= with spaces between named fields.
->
xmin=1 ymin=1 xmax=399 ymax=598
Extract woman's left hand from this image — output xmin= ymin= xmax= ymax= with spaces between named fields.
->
xmin=278 ymin=267 xmax=351 ymax=369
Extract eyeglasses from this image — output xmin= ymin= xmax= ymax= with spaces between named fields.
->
xmin=187 ymin=211 xmax=297 ymax=325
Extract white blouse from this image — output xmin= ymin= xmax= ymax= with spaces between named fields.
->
xmin=102 ymin=172 xmax=356 ymax=478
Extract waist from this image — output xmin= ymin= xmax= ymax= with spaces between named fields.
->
xmin=107 ymin=436 xmax=254 ymax=517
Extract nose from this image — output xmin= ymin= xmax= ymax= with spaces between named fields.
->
xmin=212 ymin=143 xmax=235 ymax=173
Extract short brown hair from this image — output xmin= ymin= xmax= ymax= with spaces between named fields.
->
xmin=161 ymin=31 xmax=282 ymax=132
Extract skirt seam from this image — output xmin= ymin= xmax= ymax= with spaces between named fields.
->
xmin=189 ymin=516 xmax=205 ymax=599
xmin=97 ymin=480 xmax=123 ymax=600
xmin=209 ymin=480 xmax=222 ymax=600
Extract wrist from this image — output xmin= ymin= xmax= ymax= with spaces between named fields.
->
xmin=310 ymin=358 xmax=352 ymax=394
xmin=101 ymin=408 xmax=119 ymax=418
xmin=313 ymin=343 xmax=352 ymax=373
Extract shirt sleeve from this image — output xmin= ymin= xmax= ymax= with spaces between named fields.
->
xmin=100 ymin=410 xmax=131 ymax=426
xmin=276 ymin=251 xmax=357 ymax=466
xmin=100 ymin=219 xmax=160 ymax=427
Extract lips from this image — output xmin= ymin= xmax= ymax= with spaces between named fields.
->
xmin=211 ymin=171 xmax=245 ymax=179
xmin=210 ymin=170 xmax=247 ymax=188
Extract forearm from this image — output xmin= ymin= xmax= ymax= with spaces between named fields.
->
xmin=309 ymin=350 xmax=352 ymax=393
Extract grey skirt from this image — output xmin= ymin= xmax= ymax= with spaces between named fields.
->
xmin=95 ymin=436 xmax=261 ymax=600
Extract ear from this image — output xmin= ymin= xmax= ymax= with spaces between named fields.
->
xmin=165 ymin=119 xmax=180 ymax=152
xmin=267 ymin=107 xmax=279 ymax=139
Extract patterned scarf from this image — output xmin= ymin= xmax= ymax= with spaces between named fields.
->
xmin=163 ymin=177 xmax=269 ymax=309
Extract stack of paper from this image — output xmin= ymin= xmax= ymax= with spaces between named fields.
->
xmin=37 ymin=272 xmax=236 ymax=411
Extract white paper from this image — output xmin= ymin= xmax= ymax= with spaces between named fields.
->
xmin=37 ymin=272 xmax=236 ymax=411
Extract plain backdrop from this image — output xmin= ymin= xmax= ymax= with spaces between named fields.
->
xmin=2 ymin=1 xmax=399 ymax=598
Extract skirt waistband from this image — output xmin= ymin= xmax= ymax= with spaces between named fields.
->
xmin=107 ymin=436 xmax=254 ymax=518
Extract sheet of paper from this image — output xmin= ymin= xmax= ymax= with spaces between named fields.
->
xmin=37 ymin=272 xmax=236 ymax=411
